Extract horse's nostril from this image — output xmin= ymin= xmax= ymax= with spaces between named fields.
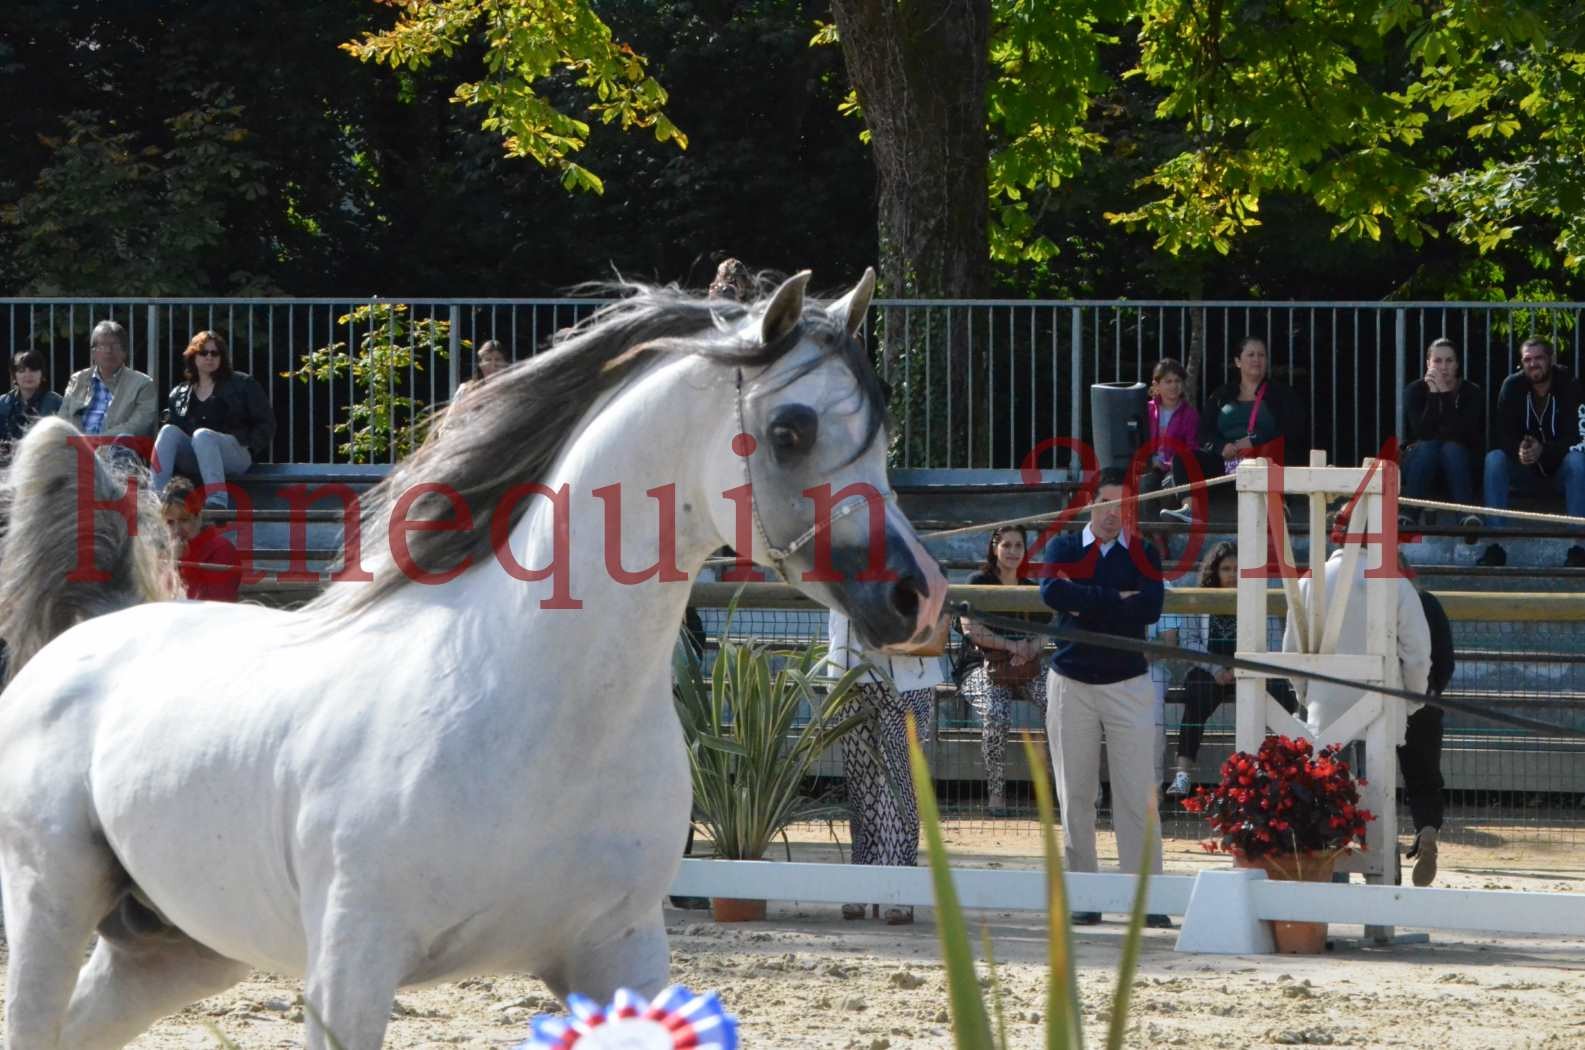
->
xmin=889 ymin=573 xmax=923 ymax=621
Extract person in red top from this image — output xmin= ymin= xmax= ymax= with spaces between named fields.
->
xmin=162 ymin=478 xmax=242 ymax=602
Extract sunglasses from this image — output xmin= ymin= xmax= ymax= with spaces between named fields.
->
xmin=195 ymin=349 xmax=222 ymax=358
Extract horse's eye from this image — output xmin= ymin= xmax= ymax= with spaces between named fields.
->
xmin=766 ymin=404 xmax=818 ymax=459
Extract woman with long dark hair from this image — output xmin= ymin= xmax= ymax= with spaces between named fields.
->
xmin=956 ymin=525 xmax=1052 ymax=814
xmin=150 ymin=331 xmax=275 ymax=509
xmin=1163 ymin=337 xmax=1306 ymax=521
xmin=1165 ymin=542 xmax=1299 ymax=796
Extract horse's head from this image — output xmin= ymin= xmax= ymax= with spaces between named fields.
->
xmin=706 ymin=269 xmax=948 ymax=651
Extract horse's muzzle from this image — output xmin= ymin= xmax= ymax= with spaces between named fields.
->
xmin=830 ymin=525 xmax=948 ymax=651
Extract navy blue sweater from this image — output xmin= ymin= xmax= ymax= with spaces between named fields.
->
xmin=1037 ymin=531 xmax=1165 ymax=684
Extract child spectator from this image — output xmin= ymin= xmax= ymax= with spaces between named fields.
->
xmin=1142 ymin=358 xmax=1199 ymax=497
xmin=1401 ymin=338 xmax=1484 ymax=527
xmin=1477 ymin=336 xmax=1585 ymax=567
xmin=162 ymin=478 xmax=242 ymax=602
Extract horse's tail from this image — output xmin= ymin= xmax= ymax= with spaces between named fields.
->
xmin=0 ymin=417 xmax=177 ymax=686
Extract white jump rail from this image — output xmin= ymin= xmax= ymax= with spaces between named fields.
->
xmin=670 ymin=860 xmax=1585 ymax=955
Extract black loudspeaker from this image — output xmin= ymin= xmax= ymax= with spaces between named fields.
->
xmin=1090 ymin=382 xmax=1149 ymax=473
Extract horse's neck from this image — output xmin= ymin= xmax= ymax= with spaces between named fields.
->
xmin=419 ymin=356 xmax=723 ymax=690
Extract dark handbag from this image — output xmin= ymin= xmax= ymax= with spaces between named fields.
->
xmin=985 ymin=648 xmax=1040 ymax=687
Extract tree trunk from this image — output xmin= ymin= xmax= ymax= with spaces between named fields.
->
xmin=830 ymin=0 xmax=992 ymax=301
xmin=830 ymin=0 xmax=992 ymax=464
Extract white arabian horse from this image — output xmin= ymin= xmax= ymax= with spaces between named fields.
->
xmin=0 ymin=270 xmax=948 ymax=1049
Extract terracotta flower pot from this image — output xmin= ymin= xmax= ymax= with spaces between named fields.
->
xmin=710 ymin=897 xmax=767 ymax=922
xmin=1234 ymin=850 xmax=1338 ymax=954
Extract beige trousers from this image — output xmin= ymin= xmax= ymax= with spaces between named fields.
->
xmin=1047 ymin=670 xmax=1164 ymax=876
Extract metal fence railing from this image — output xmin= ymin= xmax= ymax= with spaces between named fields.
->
xmin=7 ymin=297 xmax=1583 ymax=470
xmin=688 ymin=586 xmax=1585 ymax=865
xmin=0 ymin=299 xmax=603 ymax=464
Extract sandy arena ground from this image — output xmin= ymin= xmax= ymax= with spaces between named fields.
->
xmin=3 ymin=825 xmax=1582 ymax=1049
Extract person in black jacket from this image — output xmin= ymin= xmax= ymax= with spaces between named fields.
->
xmin=1477 ymin=336 xmax=1585 ymax=567
xmin=0 ymin=350 xmax=64 ymax=462
xmin=1398 ymin=556 xmax=1454 ymax=887
xmin=1401 ymin=338 xmax=1484 ymax=527
xmin=150 ymin=331 xmax=275 ymax=510
xmin=1162 ymin=337 xmax=1307 ymax=521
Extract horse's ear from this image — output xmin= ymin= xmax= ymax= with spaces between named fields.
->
xmin=828 ymin=267 xmax=876 ymax=340
xmin=760 ymin=271 xmax=810 ymax=346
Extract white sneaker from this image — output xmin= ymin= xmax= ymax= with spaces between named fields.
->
xmin=1167 ymin=770 xmax=1192 ymax=797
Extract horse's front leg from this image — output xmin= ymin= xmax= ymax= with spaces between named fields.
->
xmin=301 ymin=885 xmax=410 ymax=1050
xmin=541 ymin=902 xmax=670 ymax=1005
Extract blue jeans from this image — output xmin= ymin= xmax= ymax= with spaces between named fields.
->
xmin=1482 ymin=448 xmax=1585 ymax=527
xmin=151 ymin=425 xmax=253 ymax=507
xmin=1402 ymin=440 xmax=1476 ymax=507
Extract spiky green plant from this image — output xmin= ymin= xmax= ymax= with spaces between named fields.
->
xmin=908 ymin=724 xmax=1152 ymax=1049
xmin=672 ymin=633 xmax=874 ymax=861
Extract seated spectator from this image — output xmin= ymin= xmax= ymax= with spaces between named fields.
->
xmin=1141 ymin=357 xmax=1199 ymax=498
xmin=162 ymin=478 xmax=242 ymax=602
xmin=475 ymin=339 xmax=509 ymax=382
xmin=58 ymin=320 xmax=157 ymax=460
xmin=448 ymin=340 xmax=511 ymax=415
xmin=1 ymin=350 xmax=64 ymax=462
xmin=1401 ymin=337 xmax=1484 ymax=527
xmin=955 ymin=525 xmax=1052 ymax=814
xmin=1162 ymin=337 xmax=1306 ymax=521
xmin=1477 ymin=336 xmax=1585 ymax=567
xmin=708 ymin=257 xmax=754 ymax=302
xmin=1165 ymin=541 xmax=1299 ymax=797
xmin=151 ymin=331 xmax=275 ymax=510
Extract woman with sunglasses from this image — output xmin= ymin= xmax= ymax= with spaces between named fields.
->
xmin=151 ymin=331 xmax=275 ymax=510
xmin=0 ymin=350 xmax=63 ymax=462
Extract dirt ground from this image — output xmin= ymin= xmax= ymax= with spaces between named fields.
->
xmin=3 ymin=825 xmax=1583 ymax=1049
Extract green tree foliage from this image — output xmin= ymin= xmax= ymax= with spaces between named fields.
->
xmin=343 ymin=0 xmax=686 ymax=193
xmin=5 ymin=93 xmax=269 ymax=296
xmin=1117 ymin=1 xmax=1585 ymax=284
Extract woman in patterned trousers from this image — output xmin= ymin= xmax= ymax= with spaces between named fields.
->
xmin=956 ymin=526 xmax=1052 ymax=814
xmin=827 ymin=610 xmax=945 ymax=925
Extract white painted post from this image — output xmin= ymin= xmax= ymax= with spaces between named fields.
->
xmin=1235 ymin=460 xmax=1270 ymax=753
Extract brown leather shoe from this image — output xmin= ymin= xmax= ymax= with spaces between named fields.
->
xmin=1411 ymin=827 xmax=1439 ymax=887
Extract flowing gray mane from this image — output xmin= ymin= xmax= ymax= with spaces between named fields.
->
xmin=308 ymin=280 xmax=889 ymax=616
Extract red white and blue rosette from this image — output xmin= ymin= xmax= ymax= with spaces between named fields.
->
xmin=516 ymin=985 xmax=739 ymax=1050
